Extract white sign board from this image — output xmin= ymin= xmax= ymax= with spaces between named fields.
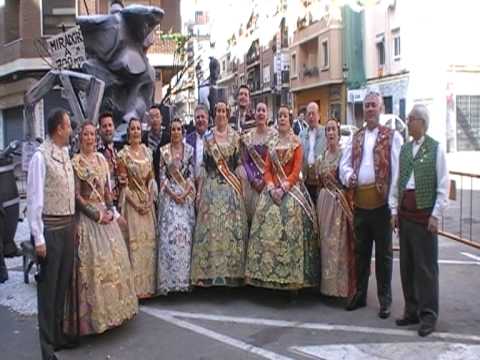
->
xmin=46 ymin=26 xmax=86 ymax=70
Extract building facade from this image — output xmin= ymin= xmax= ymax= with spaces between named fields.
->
xmin=290 ymin=10 xmax=346 ymax=123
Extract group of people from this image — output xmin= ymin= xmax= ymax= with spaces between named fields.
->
xmin=26 ymin=85 xmax=448 ymax=360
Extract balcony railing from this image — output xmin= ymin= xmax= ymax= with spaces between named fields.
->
xmin=302 ymin=65 xmax=319 ymax=78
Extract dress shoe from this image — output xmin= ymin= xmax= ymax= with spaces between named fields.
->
xmin=5 ymin=248 xmax=23 ymax=258
xmin=395 ymin=316 xmax=420 ymax=326
xmin=345 ymin=295 xmax=366 ymax=311
xmin=418 ymin=323 xmax=435 ymax=337
xmin=378 ymin=306 xmax=391 ymax=319
xmin=0 ymin=268 xmax=8 ymax=283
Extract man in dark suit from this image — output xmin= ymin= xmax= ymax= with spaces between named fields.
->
xmin=186 ymin=104 xmax=209 ymax=182
xmin=143 ymin=105 xmax=170 ymax=185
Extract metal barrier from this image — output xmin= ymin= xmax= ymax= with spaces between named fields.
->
xmin=439 ymin=171 xmax=480 ymax=249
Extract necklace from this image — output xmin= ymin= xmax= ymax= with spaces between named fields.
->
xmin=80 ymin=151 xmax=96 ymax=162
xmin=130 ymin=145 xmax=143 ymax=157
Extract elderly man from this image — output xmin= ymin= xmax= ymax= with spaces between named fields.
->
xmin=299 ymin=102 xmax=326 ymax=201
xmin=186 ymin=104 xmax=209 ymax=180
xmin=229 ymin=85 xmax=255 ymax=133
xmin=340 ymin=91 xmax=403 ymax=319
xmin=389 ymin=104 xmax=448 ymax=337
xmin=27 ymin=109 xmax=76 ymax=360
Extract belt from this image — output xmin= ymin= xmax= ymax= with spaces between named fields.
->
xmin=2 ymin=197 xmax=20 ymax=208
xmin=0 ymin=164 xmax=15 ymax=173
xmin=354 ymin=183 xmax=385 ymax=210
xmin=42 ymin=214 xmax=74 ymax=230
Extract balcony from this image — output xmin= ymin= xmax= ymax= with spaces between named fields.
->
xmin=302 ymin=65 xmax=319 ymax=78
xmin=246 ymin=40 xmax=260 ymax=66
xmin=290 ymin=21 xmax=343 ymax=92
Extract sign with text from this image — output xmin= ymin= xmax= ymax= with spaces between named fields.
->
xmin=46 ymin=26 xmax=86 ymax=70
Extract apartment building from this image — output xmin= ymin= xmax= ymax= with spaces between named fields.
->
xmin=360 ymin=0 xmax=480 ymax=151
xmin=289 ymin=2 xmax=345 ymax=123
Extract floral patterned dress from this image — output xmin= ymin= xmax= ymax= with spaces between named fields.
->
xmin=118 ymin=144 xmax=157 ymax=298
xmin=245 ymin=134 xmax=320 ymax=289
xmin=64 ymin=153 xmax=137 ymax=336
xmin=156 ymin=143 xmax=196 ymax=295
xmin=317 ymin=148 xmax=356 ymax=297
xmin=191 ymin=127 xmax=248 ymax=287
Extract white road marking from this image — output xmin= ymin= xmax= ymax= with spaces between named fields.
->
xmin=461 ymin=252 xmax=480 ymax=262
xmin=141 ymin=307 xmax=294 ymax=360
xmin=380 ymin=258 xmax=480 ymax=266
xmin=290 ymin=343 xmax=480 ymax=360
xmin=140 ymin=308 xmax=480 ymax=343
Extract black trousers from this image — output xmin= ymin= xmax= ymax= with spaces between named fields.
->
xmin=0 ymin=215 xmax=7 ymax=280
xmin=305 ymin=184 xmax=318 ymax=204
xmin=37 ymin=220 xmax=74 ymax=360
xmin=399 ymin=217 xmax=439 ymax=325
xmin=353 ymin=204 xmax=392 ymax=307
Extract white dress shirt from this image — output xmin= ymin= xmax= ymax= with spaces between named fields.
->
xmin=194 ymin=132 xmax=203 ymax=177
xmin=27 ymin=151 xmax=46 ymax=246
xmin=389 ymin=136 xmax=449 ymax=219
xmin=339 ymin=126 xmax=403 ymax=187
xmin=308 ymin=129 xmax=317 ymax=166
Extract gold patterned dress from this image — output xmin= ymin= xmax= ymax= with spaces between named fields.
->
xmin=245 ymin=134 xmax=320 ymax=289
xmin=118 ymin=144 xmax=157 ymax=298
xmin=191 ymin=127 xmax=249 ymax=287
xmin=316 ymin=148 xmax=356 ymax=297
xmin=65 ymin=153 xmax=138 ymax=336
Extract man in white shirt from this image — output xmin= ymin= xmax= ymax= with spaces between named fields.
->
xmin=27 ymin=109 xmax=76 ymax=360
xmin=389 ymin=104 xmax=448 ymax=337
xmin=299 ymin=102 xmax=326 ymax=201
xmin=340 ymin=91 xmax=403 ymax=319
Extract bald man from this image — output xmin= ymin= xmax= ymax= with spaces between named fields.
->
xmin=299 ymin=102 xmax=326 ymax=201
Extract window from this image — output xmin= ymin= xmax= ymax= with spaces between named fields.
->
xmin=383 ymin=96 xmax=393 ymax=114
xmin=399 ymin=98 xmax=406 ymax=120
xmin=263 ymin=65 xmax=270 ymax=86
xmin=4 ymin=0 xmax=20 ymax=43
xmin=291 ymin=53 xmax=297 ymax=77
xmin=393 ymin=33 xmax=401 ymax=59
xmin=42 ymin=0 xmax=76 ymax=36
xmin=377 ymin=41 xmax=385 ymax=66
xmin=322 ymin=40 xmax=329 ymax=68
xmin=456 ymin=95 xmax=480 ymax=151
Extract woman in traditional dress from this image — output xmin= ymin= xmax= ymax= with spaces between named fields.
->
xmin=156 ymin=118 xmax=196 ymax=295
xmin=239 ymin=102 xmax=277 ymax=223
xmin=65 ymin=122 xmax=137 ymax=336
xmin=245 ymin=106 xmax=320 ymax=289
xmin=191 ymin=101 xmax=248 ymax=287
xmin=118 ymin=118 xmax=157 ymax=299
xmin=316 ymin=119 xmax=356 ymax=298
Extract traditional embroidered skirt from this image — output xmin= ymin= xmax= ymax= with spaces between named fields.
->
xmin=65 ymin=213 xmax=138 ymax=336
xmin=245 ymin=190 xmax=320 ymax=289
xmin=191 ymin=175 xmax=248 ymax=287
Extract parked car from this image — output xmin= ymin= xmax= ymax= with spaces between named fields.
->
xmin=380 ymin=114 xmax=408 ymax=140
xmin=340 ymin=124 xmax=359 ymax=148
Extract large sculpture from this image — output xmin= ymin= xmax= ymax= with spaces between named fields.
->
xmin=77 ymin=5 xmax=164 ymax=123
